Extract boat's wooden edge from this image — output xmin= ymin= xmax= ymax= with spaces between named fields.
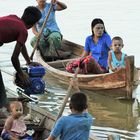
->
xmin=89 ymin=132 xmax=100 ymax=140
xmin=26 ymin=103 xmax=56 ymax=122
xmin=125 ymin=56 xmax=133 ymax=99
xmin=62 ymin=39 xmax=83 ymax=48
xmin=37 ymin=41 xmax=138 ymax=81
xmin=44 ymin=58 xmax=123 ymax=78
xmin=133 ymin=67 xmax=140 ymax=85
xmin=62 ymin=39 xmax=84 ymax=56
xmin=47 ymin=57 xmax=79 ymax=65
xmin=5 ymin=87 xmax=18 ymax=98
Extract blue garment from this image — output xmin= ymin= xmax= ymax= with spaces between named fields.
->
xmin=111 ymin=50 xmax=125 ymax=69
xmin=1 ymin=132 xmax=33 ymax=140
xmin=51 ymin=112 xmax=93 ymax=140
xmin=84 ymin=33 xmax=111 ymax=69
xmin=36 ymin=3 xmax=60 ymax=33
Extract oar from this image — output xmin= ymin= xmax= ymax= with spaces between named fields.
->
xmin=56 ymin=67 xmax=80 ymax=120
xmin=30 ymin=3 xmax=53 ymax=60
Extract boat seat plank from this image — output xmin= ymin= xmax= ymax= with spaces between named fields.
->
xmin=47 ymin=57 xmax=79 ymax=68
xmin=26 ymin=121 xmax=45 ymax=132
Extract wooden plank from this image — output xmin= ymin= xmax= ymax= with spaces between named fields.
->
xmin=47 ymin=58 xmax=79 ymax=68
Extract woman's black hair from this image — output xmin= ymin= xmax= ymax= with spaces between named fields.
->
xmin=21 ymin=6 xmax=41 ymax=26
xmin=69 ymin=92 xmax=87 ymax=112
xmin=91 ymin=18 xmax=107 ymax=36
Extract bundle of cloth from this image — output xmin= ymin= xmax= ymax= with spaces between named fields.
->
xmin=66 ymin=56 xmax=105 ymax=74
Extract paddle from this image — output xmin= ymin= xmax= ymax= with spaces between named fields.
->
xmin=56 ymin=67 xmax=80 ymax=120
xmin=30 ymin=3 xmax=53 ymax=60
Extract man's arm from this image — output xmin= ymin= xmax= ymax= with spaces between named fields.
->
xmin=11 ymin=42 xmax=30 ymax=86
xmin=11 ymin=42 xmax=24 ymax=74
xmin=21 ymin=45 xmax=41 ymax=66
xmin=21 ymin=45 xmax=31 ymax=65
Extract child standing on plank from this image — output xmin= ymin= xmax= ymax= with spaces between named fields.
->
xmin=108 ymin=36 xmax=127 ymax=73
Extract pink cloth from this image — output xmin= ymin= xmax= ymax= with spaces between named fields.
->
xmin=11 ymin=116 xmax=27 ymax=136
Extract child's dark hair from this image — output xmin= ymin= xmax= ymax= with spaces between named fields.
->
xmin=69 ymin=92 xmax=87 ymax=112
xmin=21 ymin=6 xmax=41 ymax=26
xmin=91 ymin=18 xmax=107 ymax=36
xmin=112 ymin=36 xmax=123 ymax=42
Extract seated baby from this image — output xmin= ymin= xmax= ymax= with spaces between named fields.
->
xmin=1 ymin=101 xmax=33 ymax=140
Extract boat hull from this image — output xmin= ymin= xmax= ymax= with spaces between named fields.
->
xmin=36 ymin=39 xmax=139 ymax=99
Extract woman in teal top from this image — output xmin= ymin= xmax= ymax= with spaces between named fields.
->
xmin=108 ymin=36 xmax=126 ymax=73
xmin=31 ymin=0 xmax=67 ymax=59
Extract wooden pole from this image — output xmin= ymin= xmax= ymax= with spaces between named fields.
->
xmin=56 ymin=67 xmax=79 ymax=120
xmin=30 ymin=3 xmax=53 ymax=60
xmin=125 ymin=56 xmax=133 ymax=99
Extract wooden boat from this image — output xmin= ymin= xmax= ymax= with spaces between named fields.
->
xmin=1 ymin=84 xmax=136 ymax=140
xmin=0 ymin=89 xmax=103 ymax=140
xmin=0 ymin=88 xmax=136 ymax=140
xmin=36 ymin=39 xmax=140 ymax=99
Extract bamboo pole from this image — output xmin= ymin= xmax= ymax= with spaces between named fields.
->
xmin=30 ymin=3 xmax=53 ymax=60
xmin=56 ymin=67 xmax=79 ymax=120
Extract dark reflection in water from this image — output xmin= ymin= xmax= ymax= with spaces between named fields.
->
xmin=86 ymin=91 xmax=139 ymax=131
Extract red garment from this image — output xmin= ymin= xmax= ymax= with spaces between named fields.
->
xmin=0 ymin=15 xmax=28 ymax=45
xmin=66 ymin=56 xmax=107 ymax=74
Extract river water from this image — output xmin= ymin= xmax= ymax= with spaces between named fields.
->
xmin=0 ymin=0 xmax=140 ymax=139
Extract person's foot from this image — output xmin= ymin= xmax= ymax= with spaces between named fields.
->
xmin=0 ymin=107 xmax=9 ymax=118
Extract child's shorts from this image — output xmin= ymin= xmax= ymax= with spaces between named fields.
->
xmin=1 ymin=132 xmax=33 ymax=140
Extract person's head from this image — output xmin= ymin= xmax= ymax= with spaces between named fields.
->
xmin=10 ymin=101 xmax=23 ymax=118
xmin=36 ymin=0 xmax=46 ymax=8
xmin=91 ymin=18 xmax=106 ymax=37
xmin=21 ymin=6 xmax=41 ymax=29
xmin=111 ymin=36 xmax=124 ymax=53
xmin=69 ymin=92 xmax=87 ymax=112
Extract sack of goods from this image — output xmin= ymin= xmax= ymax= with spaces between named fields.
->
xmin=14 ymin=66 xmax=46 ymax=95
